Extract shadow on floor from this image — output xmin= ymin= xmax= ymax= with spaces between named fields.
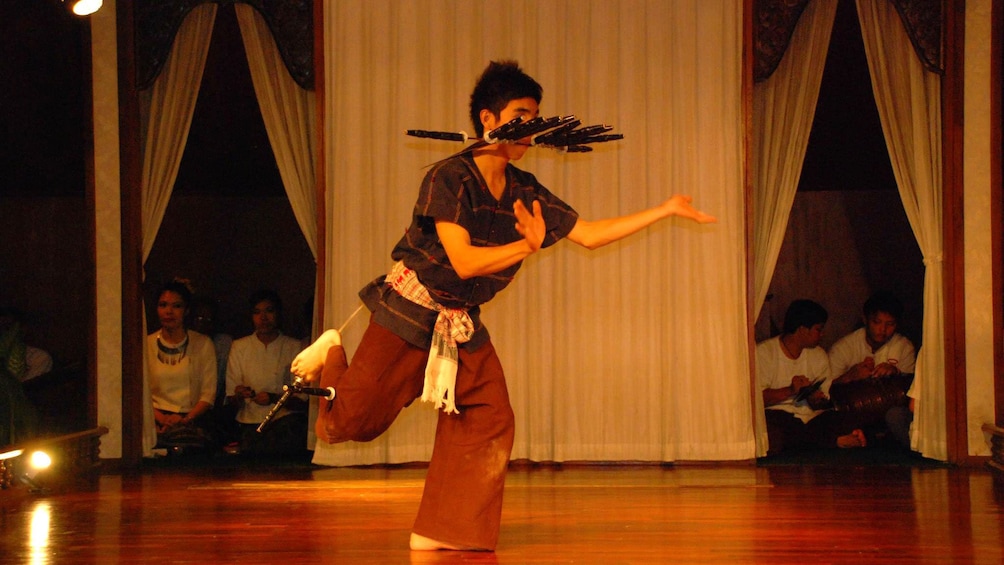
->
xmin=141 ymin=448 xmax=318 ymax=473
xmin=140 ymin=442 xmax=952 ymax=473
xmin=756 ymin=444 xmax=950 ymax=468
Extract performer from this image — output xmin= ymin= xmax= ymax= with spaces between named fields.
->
xmin=292 ymin=60 xmax=716 ymax=551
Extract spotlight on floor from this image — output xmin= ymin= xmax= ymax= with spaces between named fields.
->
xmin=18 ymin=450 xmax=53 ymax=494
xmin=63 ymin=0 xmax=103 ymax=16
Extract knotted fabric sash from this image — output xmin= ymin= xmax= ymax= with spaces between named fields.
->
xmin=386 ymin=261 xmax=473 ymax=414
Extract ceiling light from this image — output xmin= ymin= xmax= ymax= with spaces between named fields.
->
xmin=64 ymin=0 xmax=103 ymax=16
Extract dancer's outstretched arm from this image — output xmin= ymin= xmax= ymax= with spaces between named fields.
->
xmin=566 ymin=194 xmax=716 ymax=250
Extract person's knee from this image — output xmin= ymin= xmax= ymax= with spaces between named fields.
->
xmin=885 ymin=405 xmax=912 ymax=427
xmin=317 ymin=396 xmax=398 ymax=443
xmin=885 ymin=405 xmax=913 ymax=446
xmin=499 ymin=404 xmax=515 ymax=445
xmin=480 ymin=402 xmax=516 ymax=454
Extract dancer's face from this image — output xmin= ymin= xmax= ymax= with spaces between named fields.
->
xmin=482 ymin=97 xmax=540 ymax=160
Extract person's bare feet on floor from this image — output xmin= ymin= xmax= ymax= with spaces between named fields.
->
xmin=409 ymin=533 xmax=485 ymax=551
xmin=836 ymin=429 xmax=867 ymax=448
xmin=290 ymin=329 xmax=341 ymax=382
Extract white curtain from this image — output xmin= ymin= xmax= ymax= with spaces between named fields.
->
xmin=234 ymin=4 xmax=318 ymax=259
xmin=138 ymin=4 xmax=218 ymax=456
xmin=751 ymin=0 xmax=837 ymax=457
xmin=856 ymin=0 xmax=946 ymax=461
xmin=315 ymin=0 xmax=748 ymax=465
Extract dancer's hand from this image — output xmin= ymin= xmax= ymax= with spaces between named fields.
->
xmin=662 ymin=195 xmax=717 ymax=224
xmin=514 ymin=199 xmax=545 ymax=253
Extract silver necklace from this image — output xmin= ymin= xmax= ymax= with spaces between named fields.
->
xmin=156 ymin=331 xmax=189 ymax=365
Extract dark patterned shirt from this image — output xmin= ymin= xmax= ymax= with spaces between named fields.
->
xmin=360 ymin=153 xmax=579 ymax=350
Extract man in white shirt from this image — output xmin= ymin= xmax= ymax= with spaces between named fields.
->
xmin=225 ymin=290 xmax=305 ymax=456
xmin=830 ymin=291 xmax=916 ymax=382
xmin=757 ymin=300 xmax=867 ymax=456
xmin=829 ymin=291 xmax=917 ymax=448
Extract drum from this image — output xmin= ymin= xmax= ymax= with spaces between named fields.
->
xmin=828 ymin=373 xmax=913 ymax=414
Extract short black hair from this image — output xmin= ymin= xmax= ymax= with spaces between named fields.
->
xmin=249 ymin=289 xmax=282 ymax=313
xmin=156 ymin=280 xmax=193 ymax=309
xmin=863 ymin=291 xmax=903 ymax=320
xmin=469 ymin=60 xmax=543 ymax=138
xmin=782 ymin=299 xmax=828 ymax=335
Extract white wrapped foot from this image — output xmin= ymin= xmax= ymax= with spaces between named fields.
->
xmin=291 ymin=329 xmax=341 ymax=383
xmin=409 ymin=533 xmax=482 ymax=551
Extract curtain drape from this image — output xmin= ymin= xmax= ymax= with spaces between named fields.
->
xmin=234 ymin=4 xmax=318 ymax=259
xmin=314 ymin=0 xmax=748 ymax=466
xmin=856 ymin=0 xmax=946 ymax=461
xmin=139 ymin=4 xmax=217 ymax=456
xmin=751 ymin=0 xmax=837 ymax=457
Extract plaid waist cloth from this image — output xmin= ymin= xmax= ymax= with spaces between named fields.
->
xmin=386 ymin=261 xmax=473 ymax=414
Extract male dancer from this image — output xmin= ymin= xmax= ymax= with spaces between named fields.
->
xmin=292 ymin=60 xmax=716 ymax=551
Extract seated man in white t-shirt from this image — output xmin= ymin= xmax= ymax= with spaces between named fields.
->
xmin=829 ymin=291 xmax=917 ymax=448
xmin=757 ymin=299 xmax=867 ymax=456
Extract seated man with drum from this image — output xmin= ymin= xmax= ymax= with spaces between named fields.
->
xmin=828 ymin=291 xmax=917 ymax=448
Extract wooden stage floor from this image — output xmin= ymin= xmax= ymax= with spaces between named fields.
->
xmin=2 ymin=454 xmax=1003 ymax=564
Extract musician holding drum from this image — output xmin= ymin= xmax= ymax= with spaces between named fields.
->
xmin=828 ymin=291 xmax=917 ymax=449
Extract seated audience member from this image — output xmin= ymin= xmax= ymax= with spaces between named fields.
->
xmin=225 ymin=290 xmax=306 ymax=456
xmin=0 ymin=307 xmax=53 ymax=382
xmin=146 ymin=280 xmax=218 ymax=452
xmin=757 ymin=299 xmax=867 ymax=456
xmin=829 ymin=291 xmax=917 ymax=448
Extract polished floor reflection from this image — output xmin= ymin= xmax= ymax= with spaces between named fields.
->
xmin=2 ymin=458 xmax=1003 ymax=564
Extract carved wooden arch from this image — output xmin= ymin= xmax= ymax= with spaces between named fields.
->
xmin=136 ymin=0 xmax=313 ymax=90
xmin=754 ymin=0 xmax=943 ymax=83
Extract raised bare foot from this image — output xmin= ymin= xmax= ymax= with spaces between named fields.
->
xmin=836 ymin=429 xmax=867 ymax=449
xmin=409 ymin=533 xmax=483 ymax=551
xmin=290 ymin=329 xmax=341 ymax=383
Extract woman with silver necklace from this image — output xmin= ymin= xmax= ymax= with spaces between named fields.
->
xmin=146 ymin=280 xmax=218 ymax=453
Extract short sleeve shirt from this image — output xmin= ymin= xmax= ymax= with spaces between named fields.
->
xmin=360 ymin=154 xmax=579 ymax=350
xmin=828 ymin=327 xmax=917 ymax=378
xmin=755 ymin=336 xmax=832 ymax=422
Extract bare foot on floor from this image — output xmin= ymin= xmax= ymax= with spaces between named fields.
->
xmin=290 ymin=329 xmax=341 ymax=383
xmin=409 ymin=533 xmax=484 ymax=551
xmin=836 ymin=429 xmax=867 ymax=449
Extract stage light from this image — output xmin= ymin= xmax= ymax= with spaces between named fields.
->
xmin=18 ymin=450 xmax=54 ymax=493
xmin=28 ymin=450 xmax=52 ymax=472
xmin=62 ymin=0 xmax=103 ymax=16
